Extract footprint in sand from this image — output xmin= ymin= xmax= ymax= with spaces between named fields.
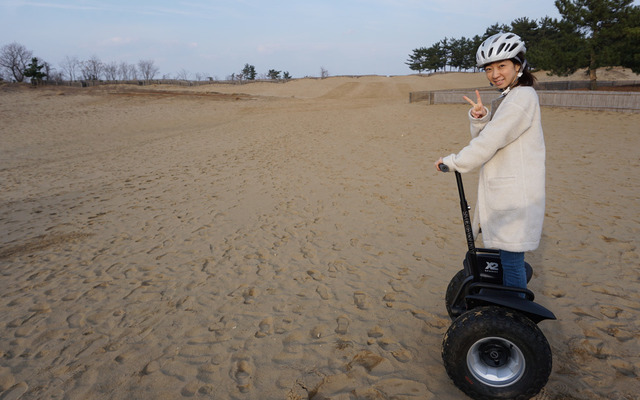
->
xmin=367 ymin=326 xmax=384 ymax=338
xmin=599 ymin=305 xmax=623 ymax=319
xmin=0 ymin=367 xmax=16 ymax=392
xmin=230 ymin=356 xmax=254 ymax=393
xmin=0 ymin=382 xmax=28 ymax=399
xmin=197 ymin=363 xmax=220 ymax=384
xmin=307 ymin=269 xmax=324 ymax=281
xmin=273 ymin=331 xmax=305 ymax=364
xmin=180 ymin=381 xmax=201 ymax=397
xmin=382 ymin=292 xmax=396 ymax=308
xmin=208 ymin=320 xmax=234 ymax=343
xmin=335 ymin=315 xmax=350 ymax=335
xmin=316 ymin=285 xmax=331 ymax=300
xmin=66 ymin=312 xmax=86 ymax=328
xmin=377 ymin=338 xmax=413 ymax=363
xmin=255 ymin=317 xmax=274 ymax=338
xmin=353 ymin=291 xmax=368 ymax=309
xmin=310 ymin=324 xmax=330 ymax=339
xmin=242 ymin=287 xmax=258 ymax=304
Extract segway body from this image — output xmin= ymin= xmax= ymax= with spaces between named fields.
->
xmin=439 ymin=167 xmax=555 ymax=400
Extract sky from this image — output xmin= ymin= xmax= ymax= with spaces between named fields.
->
xmin=0 ymin=0 xmax=570 ymax=79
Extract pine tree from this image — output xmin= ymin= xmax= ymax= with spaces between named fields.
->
xmin=555 ymin=0 xmax=637 ymax=89
xmin=23 ymin=57 xmax=46 ymax=85
xmin=617 ymin=5 xmax=640 ymax=73
xmin=242 ymin=64 xmax=256 ymax=80
xmin=267 ymin=69 xmax=281 ymax=80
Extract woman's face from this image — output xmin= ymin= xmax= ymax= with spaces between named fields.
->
xmin=484 ymin=59 xmax=520 ymax=90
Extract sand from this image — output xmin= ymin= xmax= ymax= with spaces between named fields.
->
xmin=1 ymin=70 xmax=639 ymax=400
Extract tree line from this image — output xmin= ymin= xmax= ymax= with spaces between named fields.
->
xmin=0 ymin=44 xmax=295 ymax=85
xmin=407 ymin=0 xmax=640 ymax=88
xmin=228 ymin=64 xmax=292 ymax=81
xmin=0 ymin=45 xmax=164 ymax=84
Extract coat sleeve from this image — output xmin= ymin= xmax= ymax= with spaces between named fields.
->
xmin=443 ymin=90 xmax=536 ymax=173
xmin=469 ymin=107 xmax=490 ymax=138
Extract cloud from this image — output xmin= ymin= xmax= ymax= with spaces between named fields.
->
xmin=162 ymin=40 xmax=199 ymax=50
xmin=4 ymin=1 xmax=217 ymax=19
xmin=102 ymin=37 xmax=134 ymax=46
xmin=6 ymin=1 xmax=105 ymax=12
xmin=257 ymin=43 xmax=283 ymax=55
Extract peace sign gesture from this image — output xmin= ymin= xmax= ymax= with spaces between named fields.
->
xmin=463 ymin=90 xmax=487 ymax=119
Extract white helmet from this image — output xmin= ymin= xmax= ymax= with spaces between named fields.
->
xmin=476 ymin=32 xmax=526 ymax=68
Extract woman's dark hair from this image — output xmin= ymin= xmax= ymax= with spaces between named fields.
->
xmin=512 ymin=52 xmax=537 ymax=87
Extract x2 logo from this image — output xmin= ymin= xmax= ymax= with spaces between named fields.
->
xmin=485 ymin=262 xmax=499 ymax=273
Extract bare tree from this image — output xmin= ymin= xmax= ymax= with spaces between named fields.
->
xmin=118 ymin=62 xmax=128 ymax=80
xmin=103 ymin=61 xmax=118 ymax=81
xmin=175 ymin=68 xmax=190 ymax=81
xmin=129 ymin=65 xmax=138 ymax=80
xmin=0 ymin=42 xmax=33 ymax=82
xmin=81 ymin=55 xmax=103 ymax=80
xmin=118 ymin=62 xmax=137 ymax=80
xmin=320 ymin=66 xmax=329 ymax=79
xmin=138 ymin=59 xmax=159 ymax=82
xmin=60 ymin=55 xmax=80 ymax=81
xmin=42 ymin=61 xmax=61 ymax=83
xmin=47 ymin=67 xmax=64 ymax=83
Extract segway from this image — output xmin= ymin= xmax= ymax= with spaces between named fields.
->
xmin=438 ymin=164 xmax=555 ymax=400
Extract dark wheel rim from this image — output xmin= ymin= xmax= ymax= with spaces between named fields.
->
xmin=467 ymin=337 xmax=525 ymax=387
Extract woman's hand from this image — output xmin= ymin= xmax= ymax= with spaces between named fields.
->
xmin=434 ymin=157 xmax=444 ymax=171
xmin=463 ymin=90 xmax=487 ymax=119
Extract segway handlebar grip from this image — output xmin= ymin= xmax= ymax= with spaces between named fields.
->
xmin=438 ymin=163 xmax=449 ymax=173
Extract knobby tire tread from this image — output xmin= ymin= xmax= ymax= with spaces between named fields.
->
xmin=442 ymin=306 xmax=552 ymax=400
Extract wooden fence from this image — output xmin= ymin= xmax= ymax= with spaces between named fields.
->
xmin=410 ymin=81 xmax=640 ymax=113
xmin=535 ymin=80 xmax=640 ymax=91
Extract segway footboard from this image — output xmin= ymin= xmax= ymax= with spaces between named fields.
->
xmin=465 ymin=249 xmax=534 ymax=283
xmin=464 ymin=283 xmax=557 ymax=324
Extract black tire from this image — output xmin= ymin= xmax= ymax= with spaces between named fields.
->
xmin=442 ymin=306 xmax=552 ymax=400
xmin=445 ymin=269 xmax=466 ymax=320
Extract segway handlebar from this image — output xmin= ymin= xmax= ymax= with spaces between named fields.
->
xmin=438 ymin=163 xmax=475 ymax=252
xmin=438 ymin=163 xmax=449 ymax=172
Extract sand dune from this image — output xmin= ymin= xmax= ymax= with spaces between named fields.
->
xmin=1 ymin=71 xmax=639 ymax=400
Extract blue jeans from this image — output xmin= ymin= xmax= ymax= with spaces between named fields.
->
xmin=500 ymin=250 xmax=527 ymax=294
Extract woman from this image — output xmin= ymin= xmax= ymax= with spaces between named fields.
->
xmin=434 ymin=32 xmax=545 ymax=293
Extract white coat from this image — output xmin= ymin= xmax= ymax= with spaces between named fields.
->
xmin=442 ymin=86 xmax=545 ymax=252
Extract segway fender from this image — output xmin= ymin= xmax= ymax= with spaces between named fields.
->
xmin=465 ymin=293 xmax=556 ymax=324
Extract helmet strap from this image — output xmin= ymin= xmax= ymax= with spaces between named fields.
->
xmin=500 ymin=74 xmax=519 ymax=96
xmin=517 ymin=60 xmax=527 ymax=78
xmin=499 ymin=59 xmax=526 ymax=96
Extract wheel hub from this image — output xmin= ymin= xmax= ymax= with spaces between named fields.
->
xmin=480 ymin=341 xmax=510 ymax=366
xmin=467 ymin=337 xmax=525 ymax=387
